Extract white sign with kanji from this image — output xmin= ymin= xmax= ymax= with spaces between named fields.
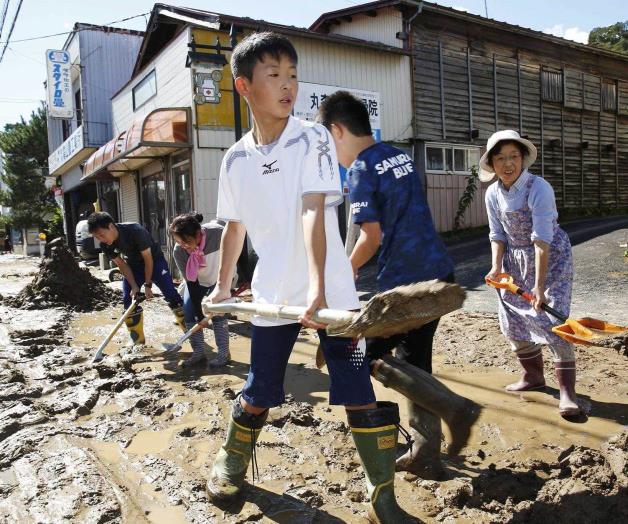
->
xmin=46 ymin=49 xmax=74 ymax=119
xmin=294 ymin=82 xmax=381 ymax=141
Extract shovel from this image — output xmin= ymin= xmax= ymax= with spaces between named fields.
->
xmin=161 ymin=322 xmax=205 ymax=354
xmin=202 ymin=280 xmax=466 ymax=339
xmin=92 ymin=295 xmax=145 ymax=363
xmin=485 ymin=273 xmax=628 ymax=350
xmin=160 ymin=298 xmax=238 ymax=354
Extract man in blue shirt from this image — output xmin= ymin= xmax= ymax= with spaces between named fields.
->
xmin=318 ymin=91 xmax=456 ymax=480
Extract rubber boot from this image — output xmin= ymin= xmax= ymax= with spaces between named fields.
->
xmin=506 ymin=348 xmax=546 ymax=391
xmin=396 ymin=401 xmax=446 ymax=480
xmin=206 ymin=398 xmax=268 ymax=501
xmin=348 ymin=402 xmax=419 ymax=524
xmin=372 ymin=354 xmax=481 ymax=457
xmin=169 ymin=303 xmax=187 ymax=332
xmin=179 ymin=321 xmax=206 ymax=368
xmin=208 ymin=316 xmax=230 ymax=368
xmin=554 ymin=362 xmax=581 ymax=417
xmin=124 ymin=306 xmax=145 ymax=346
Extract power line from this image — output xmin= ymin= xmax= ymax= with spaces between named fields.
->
xmin=0 ymin=0 xmax=10 ymax=41
xmin=0 ymin=12 xmax=150 ymax=45
xmin=0 ymin=0 xmax=22 ymax=63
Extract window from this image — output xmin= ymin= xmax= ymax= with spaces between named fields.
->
xmin=542 ymin=70 xmax=563 ymax=102
xmin=74 ymin=89 xmax=82 ymax=128
xmin=602 ymin=82 xmax=617 ymax=112
xmin=133 ymin=70 xmax=157 ymax=110
xmin=425 ymin=144 xmax=480 ymax=175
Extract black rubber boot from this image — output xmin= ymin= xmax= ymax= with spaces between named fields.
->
xmin=372 ymin=354 xmax=481 ymax=457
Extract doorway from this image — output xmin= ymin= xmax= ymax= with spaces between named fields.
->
xmin=141 ymin=172 xmax=167 ymax=252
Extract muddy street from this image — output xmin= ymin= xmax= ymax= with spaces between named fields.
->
xmin=0 ymin=251 xmax=626 ymax=523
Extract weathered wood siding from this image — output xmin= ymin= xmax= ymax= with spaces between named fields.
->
xmin=412 ymin=15 xmax=628 ymax=232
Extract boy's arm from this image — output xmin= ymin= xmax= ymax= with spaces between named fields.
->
xmin=349 ymin=221 xmax=382 ymax=278
xmin=113 ymin=257 xmax=140 ymax=298
xmin=300 ymin=193 xmax=328 ymax=329
xmin=207 ymin=221 xmax=246 ymax=304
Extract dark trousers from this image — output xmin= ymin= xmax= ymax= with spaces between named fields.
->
xmin=122 ymin=256 xmax=182 ymax=309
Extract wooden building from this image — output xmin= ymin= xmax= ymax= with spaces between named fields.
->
xmin=312 ymin=1 xmax=628 ymax=231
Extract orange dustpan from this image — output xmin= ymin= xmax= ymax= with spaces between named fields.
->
xmin=485 ymin=273 xmax=628 ymax=348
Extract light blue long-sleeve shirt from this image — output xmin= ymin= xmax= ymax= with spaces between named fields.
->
xmin=485 ymin=170 xmax=558 ymax=245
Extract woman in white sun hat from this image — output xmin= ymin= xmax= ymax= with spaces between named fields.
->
xmin=482 ymin=130 xmax=581 ymax=418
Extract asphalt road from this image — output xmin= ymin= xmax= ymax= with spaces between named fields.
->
xmin=357 ymin=215 xmax=628 ymax=325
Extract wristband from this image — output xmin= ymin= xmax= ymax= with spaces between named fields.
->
xmin=145 ymin=282 xmax=153 ymax=288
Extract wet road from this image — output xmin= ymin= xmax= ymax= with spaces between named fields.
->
xmin=358 ymin=215 xmax=628 ymax=325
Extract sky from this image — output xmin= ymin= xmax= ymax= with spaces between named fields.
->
xmin=0 ymin=0 xmax=625 ymax=128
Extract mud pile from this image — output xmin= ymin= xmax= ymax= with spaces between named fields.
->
xmin=3 ymin=238 xmax=119 ymax=312
xmin=598 ymin=332 xmax=628 ymax=357
xmin=423 ymin=430 xmax=628 ymax=523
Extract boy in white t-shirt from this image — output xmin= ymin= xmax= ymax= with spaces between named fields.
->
xmin=205 ymin=32 xmax=416 ymax=522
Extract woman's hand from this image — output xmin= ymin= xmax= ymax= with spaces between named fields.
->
xmin=485 ymin=266 xmax=501 ymax=283
xmin=531 ymin=286 xmax=547 ymax=312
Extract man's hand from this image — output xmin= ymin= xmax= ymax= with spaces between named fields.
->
xmin=299 ymin=288 xmax=328 ymax=330
xmin=144 ymin=286 xmax=154 ymax=300
xmin=130 ymin=285 xmax=141 ymax=299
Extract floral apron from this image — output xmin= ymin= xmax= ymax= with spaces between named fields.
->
xmin=497 ymin=175 xmax=573 ymax=346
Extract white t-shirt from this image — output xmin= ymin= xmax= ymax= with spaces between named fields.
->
xmin=217 ymin=116 xmax=360 ymax=326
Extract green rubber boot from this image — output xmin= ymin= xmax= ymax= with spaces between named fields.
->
xmin=348 ymin=402 xmax=420 ymax=524
xmin=169 ymin=303 xmax=187 ymax=332
xmin=206 ymin=399 xmax=268 ymax=501
xmin=124 ymin=306 xmax=145 ymax=346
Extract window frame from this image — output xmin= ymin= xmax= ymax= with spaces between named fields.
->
xmin=601 ymin=81 xmax=617 ymax=112
xmin=425 ymin=143 xmax=481 ymax=176
xmin=132 ymin=69 xmax=157 ymax=111
xmin=541 ymin=69 xmax=563 ymax=103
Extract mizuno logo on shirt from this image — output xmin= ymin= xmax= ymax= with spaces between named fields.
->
xmin=262 ymin=160 xmax=280 ymax=175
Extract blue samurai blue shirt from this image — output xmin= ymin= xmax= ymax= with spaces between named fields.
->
xmin=347 ymin=142 xmax=454 ymax=291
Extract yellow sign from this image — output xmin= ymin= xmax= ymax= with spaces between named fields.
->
xmin=191 ymin=29 xmax=250 ymax=129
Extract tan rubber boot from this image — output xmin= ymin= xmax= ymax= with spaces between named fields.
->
xmin=372 ymin=354 xmax=481 ymax=457
xmin=396 ymin=401 xmax=446 ymax=480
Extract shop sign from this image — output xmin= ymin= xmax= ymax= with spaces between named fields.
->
xmin=46 ymin=49 xmax=74 ymax=119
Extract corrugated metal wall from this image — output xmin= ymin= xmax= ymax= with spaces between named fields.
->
xmin=292 ymin=35 xmax=413 ymax=143
xmin=193 ymin=149 xmax=223 ymax=221
xmin=328 ymin=7 xmax=404 ymax=49
xmin=119 ymin=174 xmax=139 ymax=222
xmin=111 ymin=28 xmax=192 ymax=134
xmin=80 ymin=29 xmax=143 ymax=147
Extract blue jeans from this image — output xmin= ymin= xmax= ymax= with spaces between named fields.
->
xmin=122 ymin=256 xmax=182 ymax=308
xmin=182 ymin=282 xmax=226 ymax=324
xmin=242 ymin=323 xmax=376 ymax=408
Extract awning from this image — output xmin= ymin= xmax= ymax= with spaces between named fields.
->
xmin=82 ymin=107 xmax=192 ymax=181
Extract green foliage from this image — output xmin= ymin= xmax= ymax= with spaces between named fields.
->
xmin=454 ymin=165 xmax=479 ymax=231
xmin=0 ymin=105 xmax=54 ymax=229
xmin=588 ymin=21 xmax=628 ymax=55
xmin=44 ymin=206 xmax=65 ymax=241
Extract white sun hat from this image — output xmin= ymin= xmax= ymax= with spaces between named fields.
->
xmin=478 ymin=130 xmax=537 ymax=182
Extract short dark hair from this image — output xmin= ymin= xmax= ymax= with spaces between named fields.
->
xmin=317 ymin=91 xmax=372 ymax=137
xmin=169 ymin=212 xmax=204 ymax=239
xmin=87 ymin=212 xmax=115 ymax=232
xmin=231 ymin=32 xmax=298 ymax=81
xmin=487 ymin=140 xmax=529 ymax=166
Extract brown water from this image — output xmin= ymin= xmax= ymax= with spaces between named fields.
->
xmin=1 ymin=255 xmax=626 ymax=522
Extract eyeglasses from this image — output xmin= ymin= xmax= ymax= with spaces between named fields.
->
xmin=493 ymin=153 xmax=522 ymax=164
